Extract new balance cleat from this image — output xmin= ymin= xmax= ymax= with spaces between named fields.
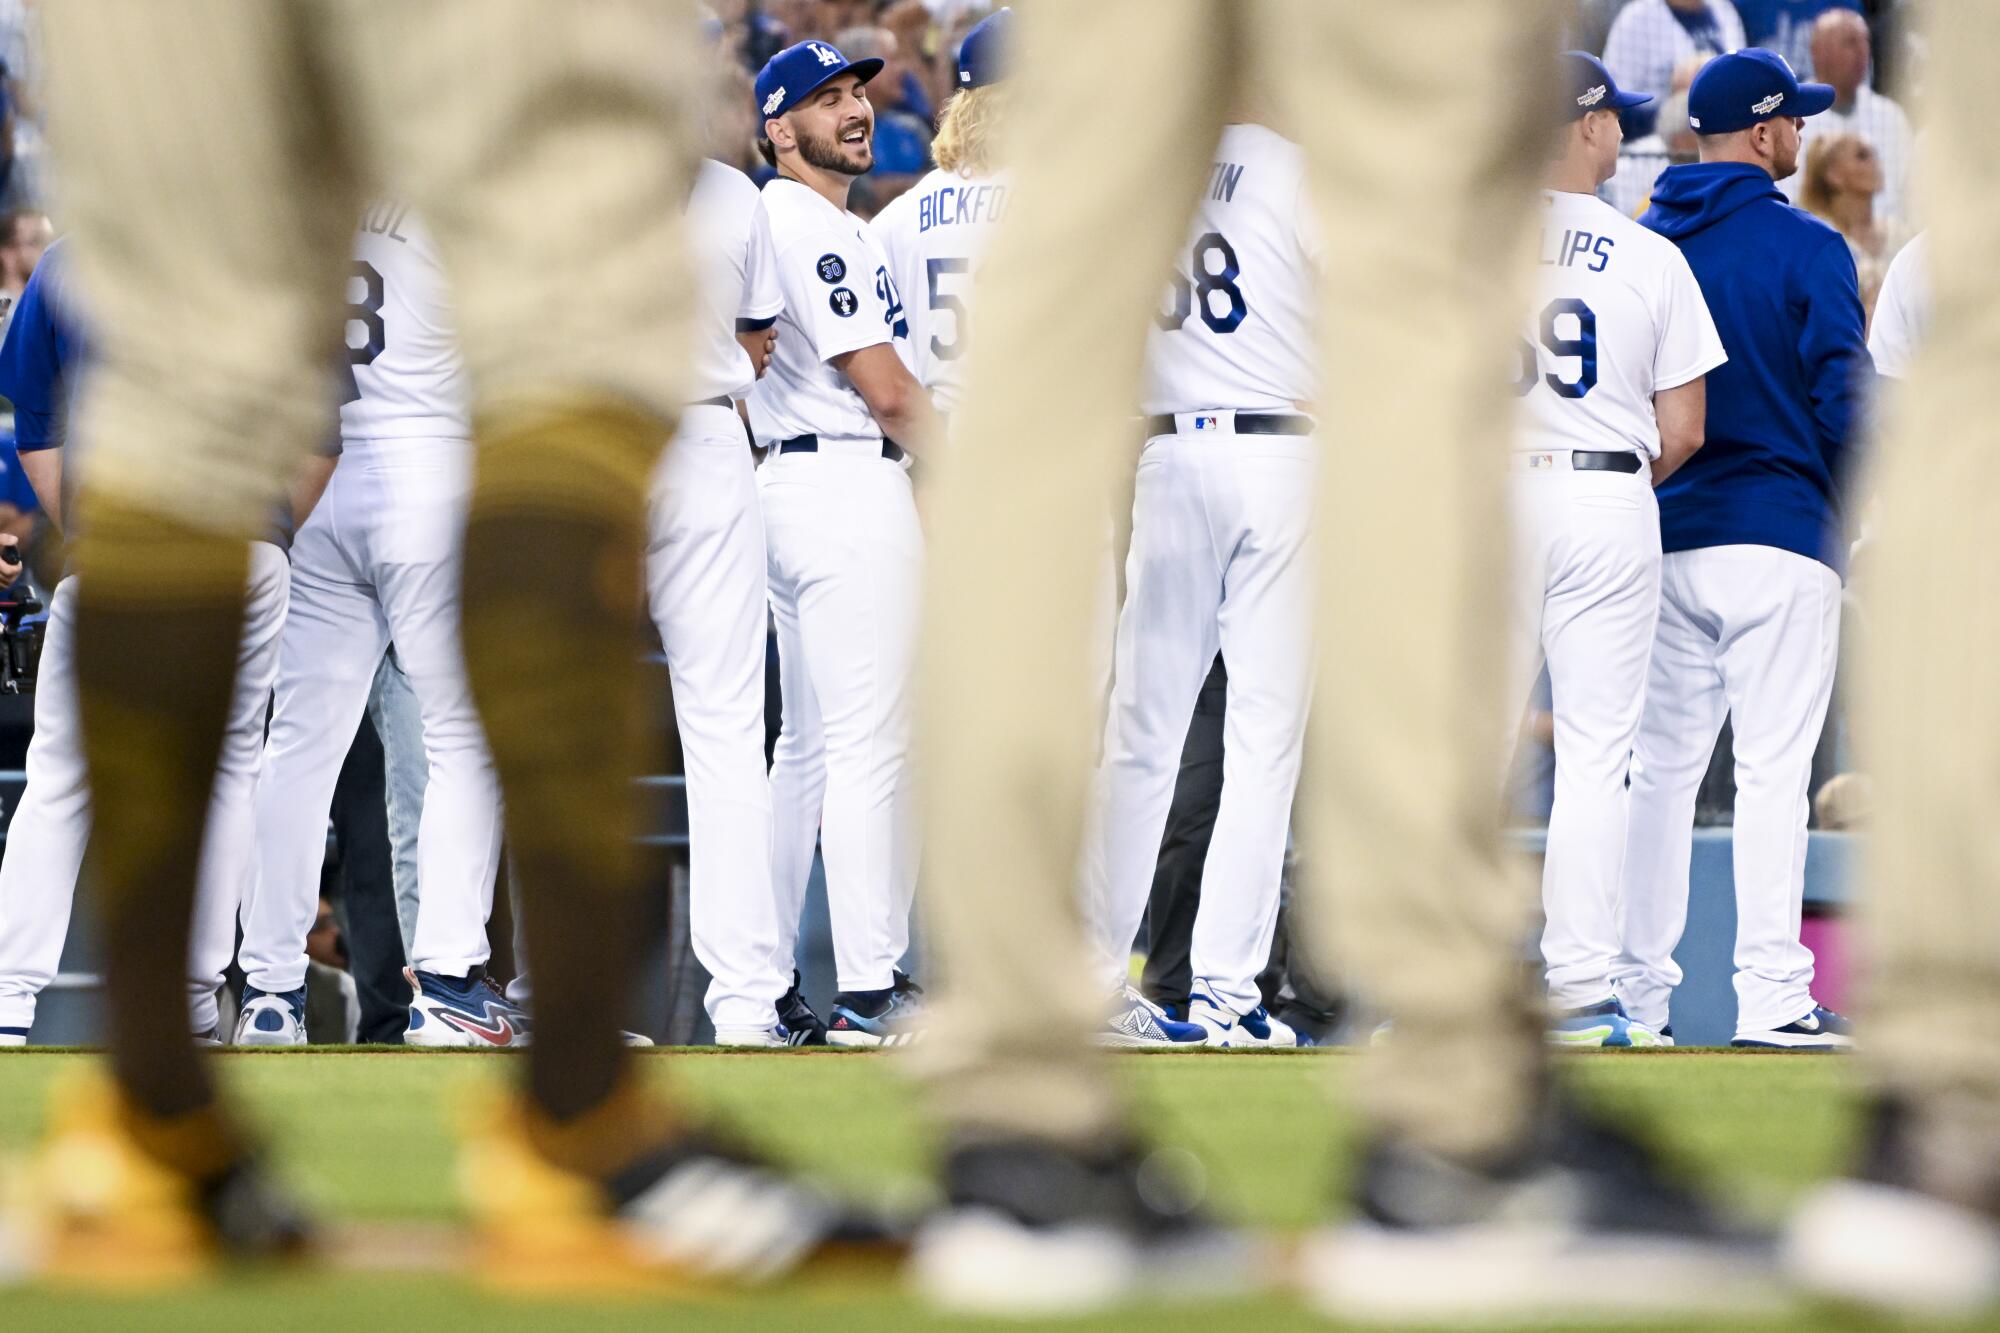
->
xmin=403 ymin=967 xmax=532 ymax=1048
xmin=777 ymin=972 xmax=829 ymax=1045
xmin=912 ymin=1134 xmax=1252 ymax=1317
xmin=24 ymin=1069 xmax=312 ymax=1284
xmin=0 ymin=1027 xmax=26 ymax=1048
xmin=714 ymin=1022 xmax=793 ymax=1048
xmin=1097 ymin=984 xmax=1207 ymax=1049
xmin=233 ymin=987 xmax=307 ymax=1047
xmin=1187 ymin=978 xmax=1304 ymax=1048
xmin=458 ymin=1085 xmax=899 ymax=1292
xmin=1733 ymin=1005 xmax=1853 ymax=1051
xmin=1303 ymin=1097 xmax=1779 ymax=1322
xmin=827 ymin=971 xmax=925 ymax=1047
xmin=1548 ymin=997 xmax=1668 ymax=1048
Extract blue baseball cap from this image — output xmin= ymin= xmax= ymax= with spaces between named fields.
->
xmin=1687 ymin=48 xmax=1834 ymax=135
xmin=1560 ymin=50 xmax=1650 ymax=120
xmin=755 ymin=40 xmax=883 ymax=123
xmin=956 ymin=8 xmax=1012 ymax=89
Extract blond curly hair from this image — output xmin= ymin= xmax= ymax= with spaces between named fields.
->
xmin=932 ymin=85 xmax=1005 ymax=178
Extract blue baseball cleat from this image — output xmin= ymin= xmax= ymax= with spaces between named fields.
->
xmin=1548 ymin=998 xmax=1667 ymax=1048
xmin=404 ymin=967 xmax=533 ymax=1048
xmin=1097 ymin=983 xmax=1207 ymax=1048
xmin=1188 ymin=978 xmax=1305 ymax=1048
xmin=1733 ymin=1006 xmax=1853 ymax=1051
xmin=233 ymin=985 xmax=308 ymax=1047
xmin=827 ymin=971 xmax=925 ymax=1047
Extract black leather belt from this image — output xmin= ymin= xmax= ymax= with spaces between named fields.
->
xmin=691 ymin=395 xmax=733 ymax=410
xmin=1572 ymin=450 xmax=1644 ymax=473
xmin=776 ymin=433 xmax=906 ymax=463
xmin=1143 ymin=412 xmax=1313 ymax=437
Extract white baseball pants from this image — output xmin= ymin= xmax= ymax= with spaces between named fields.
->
xmin=238 ymin=438 xmax=504 ymax=995
xmin=1506 ymin=456 xmax=1662 ymax=1010
xmin=647 ymin=404 xmax=788 ymax=1030
xmin=761 ymin=444 xmax=923 ymax=995
xmin=1084 ymin=425 xmax=1316 ymax=1017
xmin=1615 ymin=543 xmax=1841 ymax=1033
xmin=0 ymin=544 xmax=291 ymax=1035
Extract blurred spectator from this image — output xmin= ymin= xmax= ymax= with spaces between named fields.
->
xmin=877 ymin=1 xmax=939 ymax=125
xmin=1735 ymin=0 xmax=1862 ymax=77
xmin=1779 ymin=8 xmax=1912 ymax=227
xmin=836 ymin=24 xmax=932 ymax=214
xmin=1799 ymin=133 xmax=1909 ymax=314
xmin=0 ymin=208 xmax=47 ymax=341
xmin=1604 ymin=0 xmax=1746 ymax=135
xmin=1604 ymin=67 xmax=1703 ymax=215
xmin=1812 ymin=771 xmax=1871 ymax=830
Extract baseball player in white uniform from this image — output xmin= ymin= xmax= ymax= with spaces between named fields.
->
xmin=1867 ymin=231 xmax=1928 ymax=379
xmin=0 ymin=239 xmax=325 ymax=1045
xmin=751 ymin=40 xmax=940 ymax=1046
xmin=235 ymin=202 xmax=509 ymax=1047
xmin=1514 ymin=54 xmax=1725 ymax=1047
xmin=654 ymin=153 xmax=797 ymax=1047
xmin=1080 ymin=119 xmax=1321 ymax=1048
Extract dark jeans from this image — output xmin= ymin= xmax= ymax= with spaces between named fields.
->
xmin=326 ymin=710 xmax=410 ymax=1043
xmin=1138 ymin=655 xmax=1343 ymax=1038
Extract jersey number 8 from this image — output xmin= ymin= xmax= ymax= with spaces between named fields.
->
xmin=1156 ymin=232 xmax=1249 ymax=334
xmin=346 ymin=260 xmax=387 ymax=367
xmin=1515 ymin=297 xmax=1597 ymax=399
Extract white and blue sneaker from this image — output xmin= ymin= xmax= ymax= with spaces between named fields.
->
xmin=233 ymin=986 xmax=308 ymax=1047
xmin=404 ymin=967 xmax=533 ymax=1048
xmin=826 ymin=971 xmax=925 ymax=1047
xmin=1187 ymin=979 xmax=1304 ymax=1048
xmin=1548 ymin=998 xmax=1667 ymax=1048
xmin=1733 ymin=1006 xmax=1853 ymax=1051
xmin=714 ymin=1020 xmax=795 ymax=1048
xmin=1097 ymin=984 xmax=1207 ymax=1049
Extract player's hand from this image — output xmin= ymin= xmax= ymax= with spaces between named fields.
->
xmin=0 ymin=537 xmax=22 ymax=590
xmin=754 ymin=326 xmax=777 ymax=377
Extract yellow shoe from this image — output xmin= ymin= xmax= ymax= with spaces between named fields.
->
xmin=458 ymin=1082 xmax=897 ymax=1295
xmin=25 ymin=1067 xmax=310 ymax=1286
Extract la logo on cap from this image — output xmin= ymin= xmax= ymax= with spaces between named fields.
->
xmin=810 ymin=42 xmax=841 ymax=66
xmin=1752 ymin=91 xmax=1784 ymax=114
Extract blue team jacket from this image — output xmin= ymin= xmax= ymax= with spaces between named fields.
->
xmin=1638 ymin=162 xmax=1873 ymax=575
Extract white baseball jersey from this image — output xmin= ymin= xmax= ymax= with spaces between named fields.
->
xmin=750 ymin=177 xmax=908 ymax=444
xmin=688 ymin=159 xmax=782 ymax=403
xmin=1867 ymin=231 xmax=1928 ymax=380
xmin=1517 ymin=190 xmax=1725 ymax=459
xmin=341 ymin=201 xmax=471 ymax=441
xmin=1143 ymin=123 xmax=1321 ymax=415
xmin=868 ymin=165 xmax=1009 ymax=412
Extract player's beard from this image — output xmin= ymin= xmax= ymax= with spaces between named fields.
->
xmin=797 ymin=119 xmax=873 ymax=176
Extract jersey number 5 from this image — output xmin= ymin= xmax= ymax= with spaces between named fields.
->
xmin=1515 ymin=297 xmax=1597 ymax=399
xmin=926 ymin=257 xmax=970 ymax=361
xmin=346 ymin=260 xmax=387 ymax=367
xmin=1156 ymin=231 xmax=1249 ymax=334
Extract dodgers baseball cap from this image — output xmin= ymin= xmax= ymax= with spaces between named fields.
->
xmin=1560 ymin=50 xmax=1651 ymax=120
xmin=1687 ymin=48 xmax=1835 ymax=135
xmin=956 ymin=7 xmax=1012 ymax=89
xmin=754 ymin=39 xmax=883 ymax=123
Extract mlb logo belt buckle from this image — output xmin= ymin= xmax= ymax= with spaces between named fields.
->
xmin=1194 ymin=415 xmax=1220 ymax=431
xmin=1529 ymin=452 xmax=1555 ymax=469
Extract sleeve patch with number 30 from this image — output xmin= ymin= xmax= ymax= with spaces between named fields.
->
xmin=817 ymin=253 xmax=847 ymax=283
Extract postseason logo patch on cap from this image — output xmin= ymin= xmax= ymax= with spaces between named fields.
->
xmin=1577 ymin=84 xmax=1607 ymax=108
xmin=1752 ymin=92 xmax=1785 ymax=115
xmin=763 ymin=87 xmax=785 ymax=115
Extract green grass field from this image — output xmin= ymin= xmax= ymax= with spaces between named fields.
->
xmin=0 ymin=1049 xmax=1958 ymax=1331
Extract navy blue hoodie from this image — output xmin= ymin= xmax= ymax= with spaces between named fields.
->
xmin=1638 ymin=162 xmax=1872 ymax=574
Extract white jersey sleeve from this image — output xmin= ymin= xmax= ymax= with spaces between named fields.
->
xmin=749 ymin=178 xmax=909 ymax=444
xmin=685 ymin=159 xmax=781 ymax=403
xmin=1867 ymin=231 xmax=1928 ymax=379
xmin=1143 ymin=124 xmax=1319 ymax=416
xmin=1653 ymin=245 xmax=1726 ymax=391
xmin=868 ymin=166 xmax=1008 ymax=413
xmin=741 ymin=203 xmax=782 ymax=326
xmin=1517 ymin=190 xmax=1726 ymax=460
xmin=341 ymin=202 xmax=472 ymax=442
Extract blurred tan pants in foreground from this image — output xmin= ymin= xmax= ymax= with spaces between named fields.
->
xmin=919 ymin=0 xmax=1559 ymax=1159
xmin=42 ymin=0 xmax=694 ymax=537
xmin=1863 ymin=3 xmax=2000 ymax=1200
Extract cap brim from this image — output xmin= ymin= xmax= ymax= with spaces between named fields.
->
xmin=1792 ymin=82 xmax=1837 ymax=118
xmin=1609 ymin=89 xmax=1653 ymax=111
